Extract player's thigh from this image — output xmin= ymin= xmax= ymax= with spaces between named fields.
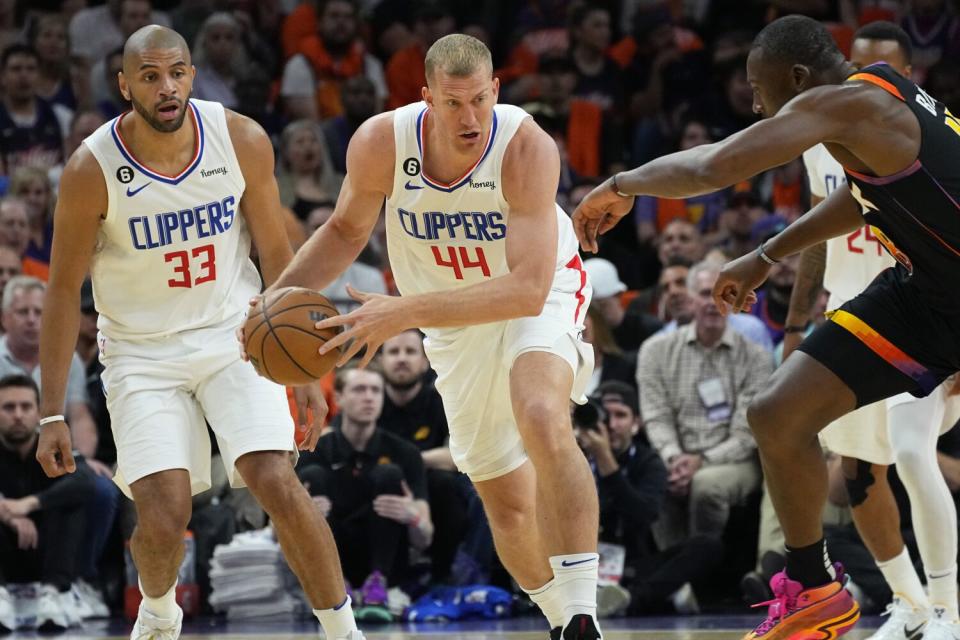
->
xmin=102 ymin=358 xmax=210 ymax=499
xmin=195 ymin=354 xmax=296 ymax=489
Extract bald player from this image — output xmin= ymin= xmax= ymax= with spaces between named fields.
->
xmin=35 ymin=26 xmax=363 ymax=640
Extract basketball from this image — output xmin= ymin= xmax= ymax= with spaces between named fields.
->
xmin=244 ymin=287 xmax=343 ymax=386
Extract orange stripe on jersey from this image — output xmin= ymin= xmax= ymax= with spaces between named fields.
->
xmin=848 ymin=73 xmax=905 ymax=101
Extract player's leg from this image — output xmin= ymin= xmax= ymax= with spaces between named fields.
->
xmin=510 ymin=350 xmax=601 ymax=638
xmin=887 ymin=391 xmax=960 ymax=633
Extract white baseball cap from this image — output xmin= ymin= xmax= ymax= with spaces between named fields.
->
xmin=583 ymin=258 xmax=627 ymax=299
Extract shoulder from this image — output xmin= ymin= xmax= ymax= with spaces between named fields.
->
xmin=224 ymin=109 xmax=272 ymax=156
xmin=345 ymin=111 xmax=396 ymax=189
xmin=60 ymin=144 xmax=107 ymax=203
xmin=503 ymin=115 xmax=557 ymax=167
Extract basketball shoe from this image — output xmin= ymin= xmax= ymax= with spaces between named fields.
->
xmin=865 ymin=598 xmax=927 ymax=640
xmin=560 ymin=614 xmax=602 ymax=639
xmin=0 ymin=585 xmax=15 ymax=632
xmin=745 ymin=565 xmax=860 ymax=640
xmin=130 ymin=602 xmax=183 ymax=640
xmin=35 ymin=584 xmax=69 ymax=630
xmin=923 ymin=607 xmax=960 ymax=640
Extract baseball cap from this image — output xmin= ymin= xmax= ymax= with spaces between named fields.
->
xmin=595 ymin=380 xmax=639 ymax=416
xmin=583 ymin=258 xmax=627 ymax=299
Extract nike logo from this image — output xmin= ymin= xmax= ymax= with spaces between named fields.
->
xmin=404 ymin=181 xmax=423 ymax=190
xmin=904 ymin=623 xmax=924 ymax=640
xmin=929 ymin=571 xmax=954 ymax=579
xmin=560 ymin=558 xmax=594 ymax=567
xmin=126 ymin=182 xmax=152 ymax=197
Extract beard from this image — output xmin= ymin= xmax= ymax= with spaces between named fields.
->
xmin=386 ymin=370 xmax=422 ymax=391
xmin=130 ymin=95 xmax=189 ymax=133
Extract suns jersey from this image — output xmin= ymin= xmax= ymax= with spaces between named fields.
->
xmin=842 ymin=63 xmax=960 ymax=315
xmin=385 ymin=102 xmax=581 ymax=336
xmin=802 ymin=144 xmax=894 ymax=307
xmin=83 ymin=99 xmax=261 ymax=341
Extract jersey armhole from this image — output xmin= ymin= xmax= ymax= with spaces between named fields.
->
xmin=82 ymin=140 xmax=114 ymax=224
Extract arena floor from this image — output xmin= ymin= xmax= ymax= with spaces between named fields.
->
xmin=20 ymin=614 xmax=883 ymax=639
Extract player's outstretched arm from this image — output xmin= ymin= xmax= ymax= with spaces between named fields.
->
xmin=270 ymin=113 xmax=394 ymax=293
xmin=38 ymin=146 xmax=105 ymax=477
xmin=227 ymin=111 xmax=294 ymax=285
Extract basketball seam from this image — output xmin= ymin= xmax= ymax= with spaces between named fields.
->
xmin=246 ymin=300 xmax=337 ymax=338
xmin=263 ymin=299 xmax=322 ymax=382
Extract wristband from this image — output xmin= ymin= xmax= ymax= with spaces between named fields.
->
xmin=39 ymin=415 xmax=65 ymax=426
xmin=610 ymin=173 xmax=631 ymax=198
xmin=783 ymin=325 xmax=807 ymax=334
xmin=757 ymin=241 xmax=779 ymax=265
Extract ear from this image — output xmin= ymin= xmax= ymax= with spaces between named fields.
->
xmin=118 ymin=72 xmax=130 ymax=101
xmin=791 ymin=64 xmax=812 ymax=91
xmin=421 ymin=85 xmax=432 ymax=107
xmin=903 ymin=64 xmax=913 ymax=80
xmin=492 ymin=76 xmax=500 ymax=101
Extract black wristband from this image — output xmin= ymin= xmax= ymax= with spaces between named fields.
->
xmin=783 ymin=325 xmax=807 ymax=334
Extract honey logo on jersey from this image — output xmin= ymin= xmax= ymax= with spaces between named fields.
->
xmin=469 ymin=179 xmax=496 ymax=190
xmin=200 ymin=166 xmax=227 ymax=178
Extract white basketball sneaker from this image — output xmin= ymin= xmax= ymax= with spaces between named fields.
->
xmin=0 ymin=585 xmax=15 ymax=632
xmin=129 ymin=602 xmax=183 ymax=640
xmin=35 ymin=584 xmax=69 ymax=630
xmin=336 ymin=632 xmax=366 ymax=640
xmin=866 ymin=597 xmax=928 ymax=640
xmin=924 ymin=607 xmax=960 ymax=640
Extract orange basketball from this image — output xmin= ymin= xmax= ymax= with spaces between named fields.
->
xmin=244 ymin=287 xmax=343 ymax=385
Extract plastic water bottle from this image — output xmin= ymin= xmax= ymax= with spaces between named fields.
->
xmin=178 ymin=531 xmax=196 ymax=585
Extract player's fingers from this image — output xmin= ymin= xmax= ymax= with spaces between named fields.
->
xmin=318 ymin=325 xmax=355 ymax=355
xmin=733 ymin=287 xmax=750 ymax=314
xmin=37 ymin=450 xmax=63 ymax=478
xmin=60 ymin=444 xmax=76 ymax=474
xmin=294 ymin=392 xmax=308 ymax=427
xmin=303 ymin=427 xmax=322 ymax=452
xmin=345 ymin=284 xmax=369 ymax=302
xmin=597 ymin=214 xmax=616 ymax=236
xmin=315 ymin=313 xmax=352 ymax=332
xmin=357 ymin=342 xmax=379 ymax=369
xmin=336 ymin=336 xmax=366 ymax=366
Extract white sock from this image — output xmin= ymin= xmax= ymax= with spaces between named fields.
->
xmin=522 ymin=579 xmax=564 ymax=630
xmin=877 ymin=548 xmax=929 ymax=610
xmin=927 ymin=565 xmax=959 ymax=622
xmin=550 ymin=553 xmax=600 ymax=628
xmin=139 ymin=578 xmax=178 ymax=620
xmin=314 ymin=595 xmax=357 ymax=639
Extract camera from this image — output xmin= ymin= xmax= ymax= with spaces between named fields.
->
xmin=572 ymin=396 xmax=607 ymax=432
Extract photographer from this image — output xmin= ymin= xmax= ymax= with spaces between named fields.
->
xmin=575 ymin=381 xmax=721 ymax=615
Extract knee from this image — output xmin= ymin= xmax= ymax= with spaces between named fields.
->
xmin=480 ymin=492 xmax=534 ymax=535
xmin=514 ymin=398 xmax=575 ymax=458
xmin=747 ymin=390 xmax=788 ymax=447
xmin=238 ymin=453 xmax=303 ymax=515
xmin=892 ymin=446 xmax=926 ymax=476
xmin=136 ymin=497 xmax=190 ymax=547
xmin=369 ymin=463 xmax=405 ymax=495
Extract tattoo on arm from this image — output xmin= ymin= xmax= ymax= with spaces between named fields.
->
xmin=786 ymin=242 xmax=827 ymax=326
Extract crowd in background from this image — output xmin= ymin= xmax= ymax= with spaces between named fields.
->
xmin=1 ymin=0 xmax=960 ymax=627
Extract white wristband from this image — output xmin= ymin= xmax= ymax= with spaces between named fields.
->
xmin=39 ymin=415 xmax=65 ymax=426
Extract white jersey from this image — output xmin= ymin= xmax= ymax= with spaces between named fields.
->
xmin=84 ymin=99 xmax=261 ymax=341
xmin=803 ymin=144 xmax=894 ymax=307
xmin=385 ymin=102 xmax=580 ymax=339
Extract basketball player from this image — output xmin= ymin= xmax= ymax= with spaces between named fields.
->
xmin=34 ymin=27 xmax=363 ymax=640
xmin=260 ymin=34 xmax=602 ymax=640
xmin=782 ymin=22 xmax=960 ymax=640
xmin=573 ymin=14 xmax=960 ymax=640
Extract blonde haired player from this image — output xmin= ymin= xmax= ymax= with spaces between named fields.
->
xmin=782 ymin=22 xmax=960 ymax=640
xmin=263 ymin=34 xmax=602 ymax=640
xmin=35 ymin=26 xmax=363 ymax=640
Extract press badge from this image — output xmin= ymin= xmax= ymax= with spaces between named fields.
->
xmin=697 ymin=377 xmax=731 ymax=422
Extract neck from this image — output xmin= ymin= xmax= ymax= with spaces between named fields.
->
xmin=341 ymin=419 xmax=376 ymax=451
xmin=385 ymin=380 xmax=422 ymax=406
xmin=695 ymin=322 xmax=724 ymax=348
xmin=4 ymin=96 xmax=35 ymax=115
xmin=124 ymin=107 xmax=196 ymax=163
xmin=573 ymin=44 xmax=603 ymax=67
xmin=2 ymin=433 xmax=37 ymax=460
xmin=7 ymin=340 xmax=38 ymax=369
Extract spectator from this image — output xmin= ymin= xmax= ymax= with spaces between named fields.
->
xmin=379 ymin=330 xmax=468 ymax=582
xmin=297 ymin=365 xmax=433 ymax=622
xmin=707 ymin=59 xmax=757 ymax=140
xmin=0 ymin=373 xmax=94 ymax=630
xmin=0 ymin=199 xmax=30 ymax=262
xmin=652 ymin=258 xmax=773 ymax=352
xmin=583 ymin=305 xmax=639 ymax=395
xmin=0 ymin=45 xmax=66 ymax=176
xmin=26 ymin=13 xmax=75 ymax=111
xmin=191 ymin=12 xmax=252 ymax=109
xmin=901 ymin=0 xmax=960 ymax=85
xmin=583 ymin=257 xmax=663 ymax=352
xmin=567 ymin=4 xmax=624 ymax=115
xmin=925 ymin=58 xmax=960 ymax=114
xmin=577 ymin=381 xmax=722 ymax=616
xmin=233 ymin=65 xmax=286 ymax=145
xmin=638 ymin=261 xmax=771 ymax=547
xmin=82 ymin=0 xmax=157 ymax=109
xmin=63 ymin=110 xmax=106 ymax=160
xmin=9 ymin=167 xmax=54 ymax=281
xmin=280 ymin=0 xmax=388 ymax=121
xmin=323 ymin=75 xmax=378 ymax=175
xmin=712 ymin=190 xmax=769 ymax=260
xmin=384 ymin=2 xmax=455 ymax=111
xmin=0 ymin=247 xmax=21 ymax=306
xmin=657 ymin=218 xmax=706 ymax=269
xmin=93 ymin=48 xmax=126 ymax=120
xmin=68 ymin=0 xmax=168 ymax=66
xmin=749 ymin=218 xmax=798 ymax=345
xmin=276 ymin=120 xmax=342 ymax=221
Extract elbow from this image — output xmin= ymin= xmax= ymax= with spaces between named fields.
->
xmin=517 ymin=274 xmax=551 ymax=317
xmin=696 ymin=148 xmax=733 ymax=193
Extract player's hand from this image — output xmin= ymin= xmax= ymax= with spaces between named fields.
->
xmin=572 ymin=178 xmax=635 ymax=253
xmin=86 ymin=458 xmax=114 ymax=478
xmin=712 ymin=252 xmax=767 ymax=314
xmin=315 ymin=285 xmax=409 ymax=368
xmin=237 ymin=295 xmax=264 ymax=362
xmin=373 ymin=482 xmax=418 ymax=525
xmin=10 ymin=517 xmax=38 ymax=550
xmin=36 ymin=420 xmax=76 ymax=477
xmin=293 ymin=382 xmax=327 ymax=451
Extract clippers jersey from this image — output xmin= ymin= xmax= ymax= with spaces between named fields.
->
xmin=385 ymin=102 xmax=580 ymax=338
xmin=83 ymin=99 xmax=261 ymax=340
xmin=842 ymin=64 xmax=960 ymax=314
xmin=802 ymin=144 xmax=893 ymax=307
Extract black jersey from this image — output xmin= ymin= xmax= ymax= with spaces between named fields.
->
xmin=841 ymin=63 xmax=960 ymax=315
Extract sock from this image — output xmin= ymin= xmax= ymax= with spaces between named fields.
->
xmin=314 ymin=595 xmax=357 ymax=639
xmin=549 ymin=553 xmax=600 ymax=628
xmin=139 ymin=578 xmax=178 ymax=620
xmin=876 ymin=548 xmax=929 ymax=610
xmin=927 ymin=564 xmax=959 ymax=621
xmin=522 ymin=579 xmax=564 ymax=630
xmin=785 ymin=539 xmax=836 ymax=589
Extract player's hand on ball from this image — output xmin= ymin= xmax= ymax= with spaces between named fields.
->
xmin=712 ymin=252 xmax=768 ymax=314
xmin=293 ymin=382 xmax=327 ymax=451
xmin=314 ymin=284 xmax=410 ymax=368
xmin=237 ymin=295 xmax=264 ymax=362
xmin=36 ymin=420 xmax=76 ymax=478
xmin=572 ymin=179 xmax=635 ymax=253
